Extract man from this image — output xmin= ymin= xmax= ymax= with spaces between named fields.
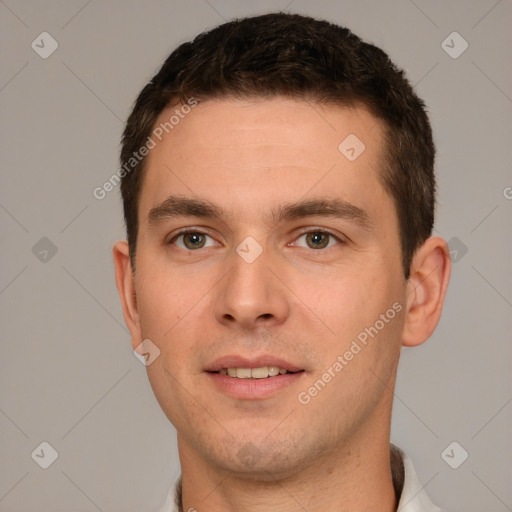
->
xmin=113 ymin=12 xmax=451 ymax=512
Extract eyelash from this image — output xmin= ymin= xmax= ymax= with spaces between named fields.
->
xmin=167 ymin=227 xmax=344 ymax=251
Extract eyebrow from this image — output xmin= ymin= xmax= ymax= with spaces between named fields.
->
xmin=147 ymin=195 xmax=372 ymax=230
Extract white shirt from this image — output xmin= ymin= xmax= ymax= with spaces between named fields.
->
xmin=157 ymin=445 xmax=442 ymax=512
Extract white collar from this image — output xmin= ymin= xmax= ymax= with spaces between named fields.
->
xmin=158 ymin=445 xmax=442 ymax=512
xmin=395 ymin=446 xmax=443 ymax=511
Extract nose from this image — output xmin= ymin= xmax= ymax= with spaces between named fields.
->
xmin=213 ymin=242 xmax=290 ymax=332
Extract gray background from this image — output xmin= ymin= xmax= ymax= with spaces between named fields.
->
xmin=1 ymin=0 xmax=511 ymax=510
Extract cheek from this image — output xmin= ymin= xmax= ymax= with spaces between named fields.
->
xmin=294 ymin=264 xmax=405 ymax=396
xmin=296 ymin=296 xmax=404 ymax=432
xmin=137 ymin=269 xmax=206 ymax=426
xmin=135 ymin=256 xmax=219 ymax=376
xmin=294 ymin=267 xmax=395 ymax=339
xmin=136 ymin=258 xmax=200 ymax=340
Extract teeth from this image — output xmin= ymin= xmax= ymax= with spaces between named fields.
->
xmin=219 ymin=366 xmax=291 ymax=379
xmin=236 ymin=368 xmax=252 ymax=379
xmin=251 ymin=367 xmax=268 ymax=379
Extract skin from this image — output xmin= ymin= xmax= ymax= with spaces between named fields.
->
xmin=113 ymin=97 xmax=451 ymax=511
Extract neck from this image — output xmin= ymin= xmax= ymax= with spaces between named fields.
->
xmin=177 ymin=417 xmax=397 ymax=512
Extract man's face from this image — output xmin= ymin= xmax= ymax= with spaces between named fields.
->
xmin=131 ymin=98 xmax=407 ymax=477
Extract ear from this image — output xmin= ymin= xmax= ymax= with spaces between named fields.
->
xmin=402 ymin=236 xmax=451 ymax=347
xmin=113 ymin=240 xmax=142 ymax=350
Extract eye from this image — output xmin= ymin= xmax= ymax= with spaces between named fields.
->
xmin=293 ymin=230 xmax=341 ymax=250
xmin=170 ymin=230 xmax=217 ymax=250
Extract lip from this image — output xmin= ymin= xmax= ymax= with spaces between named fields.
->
xmin=206 ymin=371 xmax=305 ymax=400
xmin=205 ymin=355 xmax=303 ymax=373
xmin=205 ymin=354 xmax=306 ymax=400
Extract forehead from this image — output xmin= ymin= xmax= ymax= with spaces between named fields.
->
xmin=139 ymin=97 xmax=390 ymax=225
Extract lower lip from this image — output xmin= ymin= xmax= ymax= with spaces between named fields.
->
xmin=206 ymin=372 xmax=305 ymax=400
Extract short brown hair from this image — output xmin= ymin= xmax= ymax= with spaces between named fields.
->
xmin=120 ymin=12 xmax=435 ymax=278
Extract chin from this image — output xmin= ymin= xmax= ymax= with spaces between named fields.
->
xmin=197 ymin=431 xmax=321 ymax=482
xmin=218 ymin=452 xmax=307 ymax=482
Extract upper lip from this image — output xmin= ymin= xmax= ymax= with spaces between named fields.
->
xmin=205 ymin=355 xmax=303 ymax=373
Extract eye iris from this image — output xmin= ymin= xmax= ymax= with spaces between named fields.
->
xmin=183 ymin=232 xmax=205 ymax=249
xmin=306 ymin=231 xmax=329 ymax=249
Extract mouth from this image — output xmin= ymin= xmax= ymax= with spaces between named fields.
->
xmin=210 ymin=366 xmax=303 ymax=379
xmin=205 ymin=356 xmax=306 ymax=399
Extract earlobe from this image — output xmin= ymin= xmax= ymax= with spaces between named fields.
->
xmin=402 ymin=237 xmax=451 ymax=347
xmin=112 ymin=240 xmax=142 ymax=349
